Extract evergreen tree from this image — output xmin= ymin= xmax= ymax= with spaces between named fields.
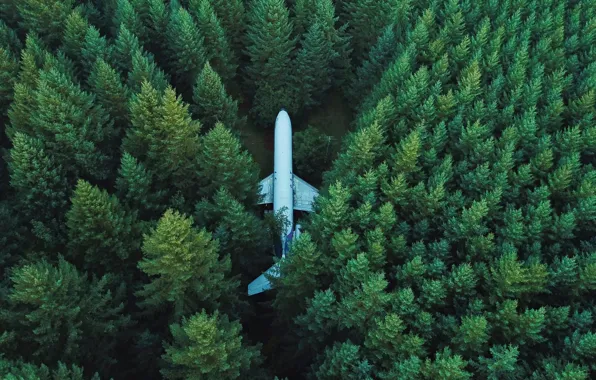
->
xmin=23 ymin=67 xmax=116 ymax=180
xmin=348 ymin=24 xmax=399 ymax=106
xmin=88 ymin=57 xmax=130 ymax=133
xmin=192 ymin=62 xmax=242 ymax=130
xmin=115 ymin=152 xmax=167 ymax=220
xmin=194 ymin=187 xmax=271 ymax=280
xmin=161 ymin=309 xmax=262 ymax=380
xmin=294 ymin=22 xmax=337 ymax=109
xmin=66 ymin=179 xmax=141 ymax=275
xmin=16 ymin=0 xmax=75 ymax=47
xmin=209 ymin=0 xmax=246 ymax=55
xmin=61 ymin=9 xmax=89 ymax=66
xmin=165 ymin=6 xmax=207 ymax=92
xmin=128 ymin=48 xmax=170 ymax=94
xmin=0 ymin=359 xmax=100 ymax=380
xmin=80 ymin=26 xmax=112 ymax=79
xmin=293 ymin=126 xmax=337 ymax=185
xmin=113 ymin=0 xmax=147 ymax=45
xmin=0 ymin=47 xmax=19 ymax=118
xmin=198 ymin=122 xmax=260 ymax=204
xmin=188 ymin=0 xmax=237 ymax=83
xmin=136 ymin=209 xmax=237 ymax=319
xmin=123 ymin=82 xmax=202 ymax=202
xmin=245 ymin=0 xmax=297 ymax=123
xmin=8 ymin=133 xmax=69 ymax=249
xmin=113 ymin=25 xmax=142 ymax=75
xmin=1 ymin=257 xmax=131 ymax=375
xmin=341 ymin=0 xmax=403 ymax=62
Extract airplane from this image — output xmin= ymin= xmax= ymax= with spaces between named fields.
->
xmin=248 ymin=109 xmax=320 ymax=296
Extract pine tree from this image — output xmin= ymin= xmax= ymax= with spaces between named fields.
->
xmin=161 ymin=309 xmax=262 ymax=380
xmin=294 ymin=22 xmax=338 ymax=109
xmin=293 ymin=126 xmax=336 ymax=184
xmin=88 ymin=57 xmax=130 ymax=133
xmin=341 ymin=0 xmax=402 ymax=62
xmin=123 ymin=83 xmax=201 ymax=201
xmin=165 ymin=6 xmax=207 ymax=92
xmin=0 ymin=359 xmax=100 ymax=380
xmin=245 ymin=0 xmax=297 ymax=123
xmin=192 ymin=62 xmax=242 ymax=130
xmin=136 ymin=209 xmax=237 ymax=319
xmin=113 ymin=0 xmax=147 ymax=44
xmin=115 ymin=152 xmax=166 ymax=219
xmin=198 ymin=122 xmax=260 ymax=204
xmin=128 ymin=48 xmax=170 ymax=94
xmin=61 ymin=9 xmax=90 ymax=66
xmin=66 ymin=179 xmax=141 ymax=275
xmin=2 ymin=257 xmax=131 ymax=374
xmin=209 ymin=0 xmax=245 ymax=55
xmin=188 ymin=0 xmax=237 ymax=83
xmin=349 ymin=24 xmax=399 ymax=106
xmin=7 ymin=133 xmax=69 ymax=248
xmin=0 ymin=47 xmax=19 ymax=118
xmin=313 ymin=341 xmax=374 ymax=379
xmin=16 ymin=0 xmax=75 ymax=47
xmin=26 ymin=67 xmax=116 ymax=180
xmin=194 ymin=187 xmax=271 ymax=280
xmin=113 ymin=25 xmax=142 ymax=75
xmin=80 ymin=26 xmax=113 ymax=79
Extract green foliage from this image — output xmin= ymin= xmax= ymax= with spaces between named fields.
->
xmin=1 ymin=257 xmax=131 ymax=374
xmin=189 ymin=0 xmax=237 ymax=83
xmin=161 ymin=309 xmax=262 ymax=380
xmin=293 ymin=126 xmax=337 ymax=185
xmin=2 ymin=0 xmax=596 ymax=378
xmin=165 ymin=6 xmax=207 ymax=90
xmin=88 ymin=57 xmax=130 ymax=131
xmin=8 ymin=133 xmax=69 ymax=248
xmin=198 ymin=122 xmax=260 ymax=204
xmin=0 ymin=358 xmax=100 ymax=380
xmin=136 ymin=209 xmax=236 ymax=319
xmin=16 ymin=0 xmax=75 ymax=47
xmin=192 ymin=62 xmax=242 ymax=130
xmin=66 ymin=179 xmax=140 ymax=275
xmin=295 ymin=22 xmax=337 ymax=109
xmin=245 ymin=0 xmax=297 ymax=123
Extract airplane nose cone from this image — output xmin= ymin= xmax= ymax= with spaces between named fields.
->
xmin=280 ymin=107 xmax=286 ymax=112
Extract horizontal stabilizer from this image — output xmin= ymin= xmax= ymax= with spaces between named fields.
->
xmin=248 ymin=263 xmax=280 ymax=296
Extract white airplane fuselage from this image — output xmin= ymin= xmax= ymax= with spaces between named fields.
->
xmin=273 ymin=109 xmax=294 ymax=257
xmin=248 ymin=109 xmax=319 ymax=296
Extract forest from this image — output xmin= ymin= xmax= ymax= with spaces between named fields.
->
xmin=0 ymin=0 xmax=595 ymax=379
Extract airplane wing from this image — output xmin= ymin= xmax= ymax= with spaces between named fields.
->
xmin=258 ymin=173 xmax=273 ymax=204
xmin=248 ymin=262 xmax=280 ymax=296
xmin=293 ymin=174 xmax=319 ymax=212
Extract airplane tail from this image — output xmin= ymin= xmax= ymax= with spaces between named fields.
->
xmin=248 ymin=263 xmax=280 ymax=296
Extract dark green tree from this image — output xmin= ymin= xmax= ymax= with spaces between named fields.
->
xmin=192 ymin=62 xmax=242 ymax=130
xmin=294 ymin=22 xmax=338 ymax=109
xmin=16 ymin=0 xmax=74 ymax=47
xmin=66 ymin=179 xmax=141 ymax=275
xmin=209 ymin=0 xmax=245 ymax=55
xmin=245 ymin=0 xmax=297 ymax=123
xmin=88 ymin=57 xmax=130 ymax=134
xmin=189 ymin=0 xmax=237 ymax=83
xmin=293 ymin=126 xmax=337 ymax=185
xmin=8 ymin=133 xmax=69 ymax=249
xmin=161 ymin=309 xmax=262 ymax=380
xmin=1 ymin=257 xmax=131 ymax=375
xmin=198 ymin=122 xmax=260 ymax=204
xmin=165 ymin=6 xmax=207 ymax=92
